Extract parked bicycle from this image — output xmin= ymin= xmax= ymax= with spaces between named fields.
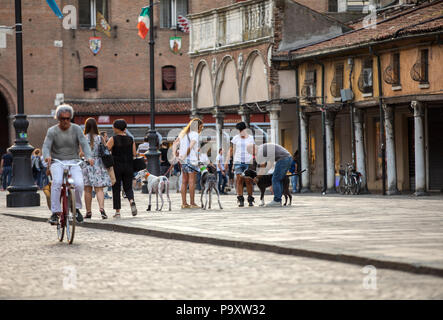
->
xmin=51 ymin=159 xmax=84 ymax=244
xmin=338 ymin=162 xmax=362 ymax=195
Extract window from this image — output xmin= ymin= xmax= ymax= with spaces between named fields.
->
xmin=160 ymin=0 xmax=188 ymax=29
xmin=420 ymin=49 xmax=429 ymax=84
xmin=358 ymin=58 xmax=373 ymax=94
xmin=392 ymin=53 xmax=400 ymax=85
xmin=384 ymin=52 xmax=400 ymax=86
xmin=84 ymin=66 xmax=98 ymax=91
xmin=79 ymin=0 xmax=108 ymax=28
xmin=162 ymin=66 xmax=176 ymax=90
xmin=304 ymin=70 xmax=317 ymax=97
xmin=329 ymin=0 xmax=338 ymax=12
xmin=347 ymin=0 xmax=372 ymax=12
xmin=330 ymin=63 xmax=344 ymax=98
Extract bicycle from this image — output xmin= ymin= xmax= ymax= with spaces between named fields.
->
xmin=51 ymin=159 xmax=84 ymax=244
xmin=338 ymin=162 xmax=362 ymax=195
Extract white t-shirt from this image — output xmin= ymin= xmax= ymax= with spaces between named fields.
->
xmin=199 ymin=152 xmax=210 ymax=166
xmin=232 ymin=134 xmax=255 ymax=164
xmin=179 ymin=131 xmax=199 ymax=164
xmin=216 ymin=154 xmax=224 ymax=172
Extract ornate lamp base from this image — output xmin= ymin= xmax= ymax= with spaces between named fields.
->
xmin=6 ymin=114 xmax=40 ymax=207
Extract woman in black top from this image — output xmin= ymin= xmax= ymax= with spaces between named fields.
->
xmin=106 ymin=119 xmax=138 ymax=218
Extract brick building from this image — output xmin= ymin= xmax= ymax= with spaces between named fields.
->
xmin=0 ymin=0 xmax=193 ymax=155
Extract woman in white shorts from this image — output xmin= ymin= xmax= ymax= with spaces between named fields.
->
xmin=226 ymin=122 xmax=255 ymax=207
xmin=172 ymin=118 xmax=203 ymax=209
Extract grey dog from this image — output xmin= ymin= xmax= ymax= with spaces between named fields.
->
xmin=200 ymin=164 xmax=223 ymax=210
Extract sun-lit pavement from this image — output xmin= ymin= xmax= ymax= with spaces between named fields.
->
xmin=1 ymin=189 xmax=443 ymax=275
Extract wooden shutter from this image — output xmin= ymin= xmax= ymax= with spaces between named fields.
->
xmin=162 ymin=66 xmax=176 ymax=90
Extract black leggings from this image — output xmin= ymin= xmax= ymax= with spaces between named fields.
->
xmin=112 ymin=165 xmax=134 ymax=210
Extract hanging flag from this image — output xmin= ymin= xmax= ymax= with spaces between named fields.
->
xmin=177 ymin=15 xmax=189 ymax=33
xmin=46 ymin=0 xmax=63 ymax=19
xmin=96 ymin=11 xmax=112 ymax=38
xmin=137 ymin=6 xmax=150 ymax=39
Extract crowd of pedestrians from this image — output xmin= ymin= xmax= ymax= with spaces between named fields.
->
xmin=1 ymin=104 xmax=300 ymax=220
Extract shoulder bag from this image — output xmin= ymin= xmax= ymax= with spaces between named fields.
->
xmin=98 ymin=137 xmax=114 ymax=168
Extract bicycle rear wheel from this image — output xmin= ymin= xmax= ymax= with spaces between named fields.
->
xmin=338 ymin=176 xmax=346 ymax=195
xmin=65 ymin=188 xmax=76 ymax=244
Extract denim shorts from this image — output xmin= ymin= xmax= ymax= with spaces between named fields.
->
xmin=234 ymin=163 xmax=250 ymax=175
xmin=182 ymin=161 xmax=199 ymax=174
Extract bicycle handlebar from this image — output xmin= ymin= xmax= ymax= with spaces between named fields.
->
xmin=51 ymin=159 xmax=85 ymax=167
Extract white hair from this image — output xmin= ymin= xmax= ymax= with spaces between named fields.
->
xmin=54 ymin=104 xmax=74 ymax=120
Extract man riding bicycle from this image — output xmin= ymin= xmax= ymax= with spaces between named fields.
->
xmin=42 ymin=104 xmax=94 ymax=225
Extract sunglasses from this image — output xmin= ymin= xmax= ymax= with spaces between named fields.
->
xmin=59 ymin=117 xmax=71 ymax=121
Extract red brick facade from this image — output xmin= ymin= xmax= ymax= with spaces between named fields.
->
xmin=0 ymin=0 xmax=192 ymax=151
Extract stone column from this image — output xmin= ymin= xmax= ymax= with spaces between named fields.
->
xmin=325 ymin=110 xmax=337 ymax=193
xmin=412 ymin=101 xmax=427 ymax=196
xmin=268 ymin=104 xmax=281 ymax=145
xmin=383 ymin=104 xmax=399 ymax=195
xmin=353 ymin=108 xmax=369 ymax=193
xmin=213 ymin=111 xmax=225 ymax=153
xmin=238 ymin=106 xmax=251 ymax=128
xmin=299 ymin=109 xmax=311 ymax=193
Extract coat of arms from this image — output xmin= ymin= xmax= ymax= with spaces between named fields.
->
xmin=169 ymin=36 xmax=182 ymax=54
xmin=89 ymin=36 xmax=102 ymax=55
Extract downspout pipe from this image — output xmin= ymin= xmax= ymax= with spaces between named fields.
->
xmin=321 ymin=63 xmax=327 ymax=195
xmin=370 ymin=46 xmax=387 ymax=195
xmin=295 ymin=66 xmax=302 ymax=192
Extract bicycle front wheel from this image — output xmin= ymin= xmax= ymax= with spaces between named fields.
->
xmin=57 ymin=191 xmax=67 ymax=242
xmin=65 ymin=188 xmax=76 ymax=244
xmin=350 ymin=176 xmax=359 ymax=195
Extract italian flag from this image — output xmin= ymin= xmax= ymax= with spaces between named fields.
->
xmin=137 ymin=6 xmax=150 ymax=39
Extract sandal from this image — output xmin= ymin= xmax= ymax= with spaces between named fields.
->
xmin=100 ymin=209 xmax=107 ymax=220
xmin=189 ymin=204 xmax=200 ymax=209
xmin=181 ymin=204 xmax=191 ymax=209
xmin=85 ymin=212 xmax=92 ymax=219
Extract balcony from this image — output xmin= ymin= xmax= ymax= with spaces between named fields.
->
xmin=189 ymin=0 xmax=273 ymax=55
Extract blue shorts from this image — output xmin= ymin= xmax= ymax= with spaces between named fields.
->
xmin=182 ymin=161 xmax=199 ymax=174
xmin=234 ymin=163 xmax=250 ymax=175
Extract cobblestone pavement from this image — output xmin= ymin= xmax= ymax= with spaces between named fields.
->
xmin=1 ymin=213 xmax=443 ymax=300
xmin=2 ymin=190 xmax=442 ymax=272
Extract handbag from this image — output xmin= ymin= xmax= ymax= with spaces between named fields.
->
xmin=98 ymin=139 xmax=114 ymax=168
xmin=133 ymin=157 xmax=146 ymax=172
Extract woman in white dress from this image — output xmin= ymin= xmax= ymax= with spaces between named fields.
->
xmin=81 ymin=118 xmax=112 ymax=219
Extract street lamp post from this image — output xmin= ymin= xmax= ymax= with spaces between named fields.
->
xmin=144 ymin=0 xmax=161 ymax=176
xmin=6 ymin=0 xmax=40 ymax=207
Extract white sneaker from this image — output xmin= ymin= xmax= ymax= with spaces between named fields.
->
xmin=266 ymin=200 xmax=282 ymax=207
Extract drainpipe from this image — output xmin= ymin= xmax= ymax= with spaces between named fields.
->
xmin=295 ymin=66 xmax=302 ymax=192
xmin=349 ymin=59 xmax=356 ymax=167
xmin=314 ymin=61 xmax=327 ymax=194
xmin=371 ymin=46 xmax=386 ymax=195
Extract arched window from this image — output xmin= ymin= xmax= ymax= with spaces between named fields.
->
xmin=83 ymin=66 xmax=98 ymax=91
xmin=162 ymin=66 xmax=176 ymax=90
